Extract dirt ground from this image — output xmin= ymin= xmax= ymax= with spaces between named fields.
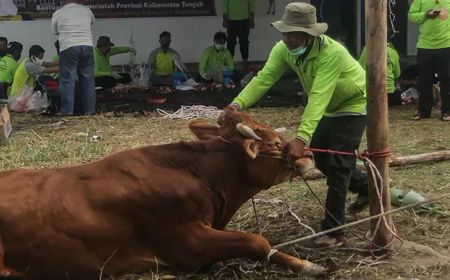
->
xmin=1 ymin=104 xmax=449 ymax=279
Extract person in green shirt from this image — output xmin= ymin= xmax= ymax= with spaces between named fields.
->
xmin=408 ymin=0 xmax=450 ymax=121
xmin=11 ymin=45 xmax=59 ymax=97
xmin=0 ymin=41 xmax=22 ymax=99
xmin=222 ymin=0 xmax=255 ymax=64
xmin=94 ymin=36 xmax=136 ymax=89
xmin=199 ymin=32 xmax=234 ymax=83
xmin=359 ymin=40 xmax=401 ymax=107
xmin=228 ymin=3 xmax=369 ymax=248
xmin=147 ymin=31 xmax=189 ymax=86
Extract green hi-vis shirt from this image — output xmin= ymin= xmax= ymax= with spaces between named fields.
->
xmin=223 ymin=0 xmax=255 ymax=20
xmin=94 ymin=46 xmax=131 ymax=77
xmin=154 ymin=51 xmax=174 ymax=76
xmin=408 ymin=0 xmax=450 ymax=49
xmin=199 ymin=46 xmax=234 ymax=76
xmin=233 ymin=35 xmax=367 ymax=144
xmin=11 ymin=58 xmax=44 ymax=96
xmin=359 ymin=43 xmax=401 ymax=94
xmin=0 ymin=54 xmax=20 ymax=95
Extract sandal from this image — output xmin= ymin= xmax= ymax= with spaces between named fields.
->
xmin=441 ymin=114 xmax=450 ymax=121
xmin=410 ymin=113 xmax=422 ymax=121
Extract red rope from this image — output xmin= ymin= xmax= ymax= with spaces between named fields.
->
xmin=307 ymin=147 xmax=392 ymax=159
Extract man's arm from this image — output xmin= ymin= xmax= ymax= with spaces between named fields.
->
xmin=41 ymin=66 xmax=59 ymax=74
xmin=232 ymin=42 xmax=288 ymax=109
xmin=51 ymin=14 xmax=58 ymax=35
xmin=408 ymin=0 xmax=430 ymax=23
xmin=42 ymin=61 xmax=58 ymax=67
xmin=297 ymin=51 xmax=343 ymax=144
xmin=147 ymin=49 xmax=157 ymax=75
xmin=391 ymin=49 xmax=401 ymax=80
xmin=109 ymin=46 xmax=134 ymax=56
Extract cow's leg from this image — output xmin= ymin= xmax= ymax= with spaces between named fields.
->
xmin=177 ymin=228 xmax=325 ymax=277
xmin=0 ymin=239 xmax=24 ymax=278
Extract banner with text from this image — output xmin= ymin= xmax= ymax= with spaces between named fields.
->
xmin=0 ymin=0 xmax=216 ymax=20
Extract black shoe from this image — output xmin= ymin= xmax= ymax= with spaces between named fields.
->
xmin=347 ymin=195 xmax=369 ymax=214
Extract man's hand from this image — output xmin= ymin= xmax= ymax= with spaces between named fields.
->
xmin=284 ymin=138 xmax=306 ymax=165
xmin=129 ymin=48 xmax=137 ymax=55
xmin=249 ymin=19 xmax=255 ymax=29
xmin=227 ymin=104 xmax=239 ymax=112
xmin=426 ymin=9 xmax=440 ymax=19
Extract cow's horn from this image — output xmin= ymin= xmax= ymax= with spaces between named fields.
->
xmin=236 ymin=123 xmax=262 ymax=141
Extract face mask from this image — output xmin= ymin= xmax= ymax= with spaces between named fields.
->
xmin=214 ymin=43 xmax=224 ymax=50
xmin=31 ymin=55 xmax=44 ymax=65
xmin=288 ymin=45 xmax=308 ymax=56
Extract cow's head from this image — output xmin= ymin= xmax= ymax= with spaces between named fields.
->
xmin=189 ymin=108 xmax=314 ymax=176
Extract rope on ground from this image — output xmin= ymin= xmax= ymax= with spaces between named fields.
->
xmin=156 ymin=105 xmax=223 ymax=120
xmin=252 ymin=198 xmax=316 ymax=236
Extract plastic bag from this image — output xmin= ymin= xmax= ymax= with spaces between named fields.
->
xmin=9 ymin=85 xmax=50 ymax=113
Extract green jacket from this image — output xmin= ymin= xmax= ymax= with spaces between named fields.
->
xmin=0 ymin=54 xmax=20 ymax=95
xmin=232 ymin=35 xmax=366 ymax=143
xmin=94 ymin=46 xmax=131 ymax=77
xmin=199 ymin=46 xmax=234 ymax=76
xmin=223 ymin=0 xmax=255 ymax=20
xmin=359 ymin=43 xmax=401 ymax=94
xmin=408 ymin=0 xmax=450 ymax=49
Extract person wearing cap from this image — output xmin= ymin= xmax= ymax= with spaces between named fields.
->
xmin=228 ymin=3 xmax=369 ymax=248
xmin=0 ymin=37 xmax=8 ymax=58
xmin=359 ymin=38 xmax=401 ymax=107
xmin=51 ymin=0 xmax=96 ymax=115
xmin=11 ymin=45 xmax=59 ymax=97
xmin=0 ymin=41 xmax=22 ymax=99
xmin=147 ymin=31 xmax=189 ymax=86
xmin=94 ymin=36 xmax=136 ymax=89
xmin=198 ymin=31 xmax=234 ymax=83
xmin=222 ymin=0 xmax=255 ymax=64
xmin=408 ymin=0 xmax=450 ymax=121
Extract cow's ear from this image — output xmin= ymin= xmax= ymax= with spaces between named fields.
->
xmin=189 ymin=121 xmax=219 ymax=140
xmin=242 ymin=139 xmax=259 ymax=159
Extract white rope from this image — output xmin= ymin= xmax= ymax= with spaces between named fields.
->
xmin=388 ymin=0 xmax=399 ymax=38
xmin=267 ymin=249 xmax=278 ymax=262
xmin=156 ymin=105 xmax=223 ymax=120
xmin=360 ymin=155 xmax=402 ymax=253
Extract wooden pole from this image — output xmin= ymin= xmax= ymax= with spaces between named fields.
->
xmin=365 ymin=0 xmax=393 ymax=249
xmin=301 ymin=150 xmax=450 ymax=180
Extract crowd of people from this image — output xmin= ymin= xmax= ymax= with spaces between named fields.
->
xmin=0 ymin=0 xmax=448 ymax=249
xmin=0 ymin=0 xmax=255 ymax=115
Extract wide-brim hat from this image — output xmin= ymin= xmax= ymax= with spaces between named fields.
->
xmin=271 ymin=3 xmax=328 ymax=36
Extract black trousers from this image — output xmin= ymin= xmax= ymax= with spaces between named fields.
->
xmin=388 ymin=91 xmax=402 ymax=107
xmin=95 ymin=73 xmax=131 ymax=90
xmin=227 ymin=19 xmax=250 ymax=60
xmin=310 ymin=115 xmax=368 ymax=237
xmin=417 ymin=47 xmax=450 ymax=117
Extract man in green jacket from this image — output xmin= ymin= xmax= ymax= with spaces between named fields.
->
xmin=222 ymin=0 xmax=255 ymax=64
xmin=359 ymin=41 xmax=401 ymax=107
xmin=0 ymin=41 xmax=22 ymax=99
xmin=94 ymin=36 xmax=136 ymax=89
xmin=229 ymin=3 xmax=369 ymax=247
xmin=199 ymin=32 xmax=234 ymax=83
xmin=408 ymin=0 xmax=450 ymax=121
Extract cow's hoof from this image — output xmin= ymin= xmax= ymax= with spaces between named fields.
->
xmin=303 ymin=262 xmax=326 ymax=277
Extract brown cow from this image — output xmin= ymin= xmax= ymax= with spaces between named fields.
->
xmin=0 ymin=109 xmax=325 ymax=279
